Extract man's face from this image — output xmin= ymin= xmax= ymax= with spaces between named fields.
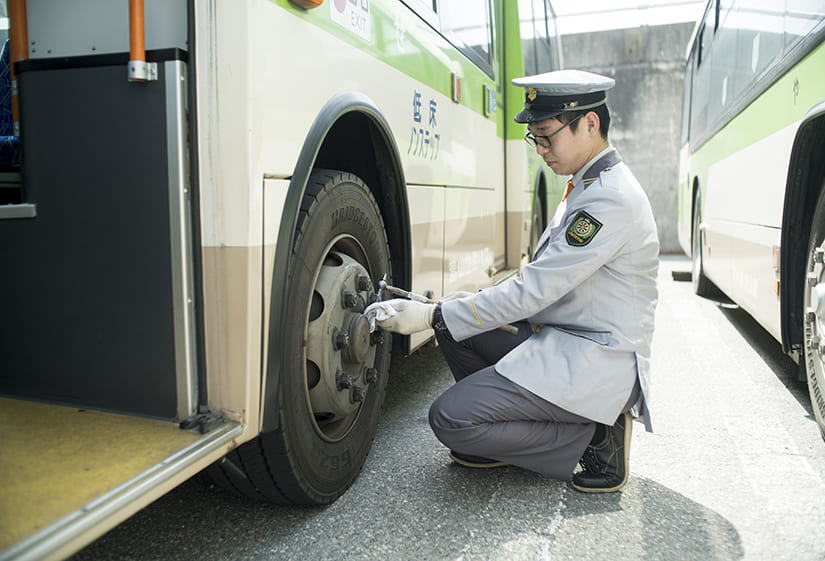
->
xmin=527 ymin=115 xmax=592 ymax=176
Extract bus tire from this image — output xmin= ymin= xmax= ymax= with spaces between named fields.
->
xmin=691 ymin=191 xmax=722 ymax=298
xmin=803 ymin=186 xmax=825 ymax=441
xmin=205 ymin=169 xmax=391 ymax=504
xmin=528 ymin=180 xmax=546 ymax=260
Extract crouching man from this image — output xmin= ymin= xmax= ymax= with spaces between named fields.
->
xmin=368 ymin=70 xmax=659 ymax=492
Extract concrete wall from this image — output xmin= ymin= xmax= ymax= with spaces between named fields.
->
xmin=560 ymin=22 xmax=694 ymax=253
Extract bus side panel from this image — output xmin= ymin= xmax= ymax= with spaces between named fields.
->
xmin=444 ymin=185 xmax=497 ymax=293
xmin=703 ymin=222 xmax=782 ymax=340
xmin=407 ymin=184 xmax=445 ymax=351
xmin=244 ymin=1 xmax=505 ymax=327
xmin=687 ymin=14 xmax=825 ymax=340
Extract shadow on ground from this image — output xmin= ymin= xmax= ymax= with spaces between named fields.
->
xmin=71 ymin=346 xmax=743 ymax=561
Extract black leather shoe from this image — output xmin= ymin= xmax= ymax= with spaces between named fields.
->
xmin=449 ymin=451 xmax=509 ymax=468
xmin=571 ymin=411 xmax=631 ymax=493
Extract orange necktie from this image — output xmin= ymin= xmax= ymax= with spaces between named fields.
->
xmin=562 ymin=179 xmax=574 ymax=201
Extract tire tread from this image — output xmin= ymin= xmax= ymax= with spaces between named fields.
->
xmin=202 ymin=168 xmax=390 ymax=505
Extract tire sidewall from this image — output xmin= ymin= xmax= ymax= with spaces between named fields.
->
xmin=804 ymin=187 xmax=825 ymax=437
xmin=528 ymin=186 xmax=544 ymax=261
xmin=691 ymin=192 xmax=704 ymax=293
xmin=279 ymin=172 xmax=390 ymax=502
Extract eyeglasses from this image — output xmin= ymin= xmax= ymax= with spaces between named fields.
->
xmin=524 ymin=114 xmax=583 ymax=148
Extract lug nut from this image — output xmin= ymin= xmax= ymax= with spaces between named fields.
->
xmin=342 ymin=290 xmax=358 ymax=308
xmin=370 ymin=331 xmax=384 ymax=346
xmin=337 ymin=371 xmax=354 ymax=390
xmin=333 ymin=328 xmax=349 ymax=350
xmin=357 ymin=276 xmax=373 ymax=292
xmin=351 ymin=386 xmax=366 ymax=403
xmin=365 ymin=367 xmax=378 ymax=384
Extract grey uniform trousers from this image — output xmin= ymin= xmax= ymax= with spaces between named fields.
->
xmin=428 ymin=322 xmax=639 ymax=480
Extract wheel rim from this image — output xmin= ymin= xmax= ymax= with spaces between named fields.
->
xmin=303 ymin=235 xmax=380 ymax=443
xmin=804 ymin=244 xmax=825 ymax=401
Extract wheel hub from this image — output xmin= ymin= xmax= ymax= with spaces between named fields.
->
xmin=304 ymin=250 xmax=379 ymax=441
xmin=806 ymin=246 xmax=825 ymax=358
xmin=342 ymin=312 xmax=371 ymax=364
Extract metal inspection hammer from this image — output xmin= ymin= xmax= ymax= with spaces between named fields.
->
xmin=376 ymin=275 xmax=519 ymax=335
xmin=377 ymin=275 xmax=435 ymax=303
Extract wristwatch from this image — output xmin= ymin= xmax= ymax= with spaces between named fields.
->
xmin=431 ymin=303 xmax=449 ymax=333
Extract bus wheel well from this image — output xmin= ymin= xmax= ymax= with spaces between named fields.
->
xmin=527 ymin=170 xmax=548 ymax=261
xmin=691 ymin=177 xmax=701 ymax=258
xmin=781 ymin=112 xmax=825 ymax=353
xmin=536 ymin=172 xmax=548 ymax=226
xmin=314 ymin=111 xmax=411 ymax=294
xmin=690 ymin=176 xmax=722 ymax=298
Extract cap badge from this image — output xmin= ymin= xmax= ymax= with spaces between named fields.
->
xmin=527 ymin=87 xmax=537 ymax=101
xmin=566 ymin=210 xmax=603 ymax=246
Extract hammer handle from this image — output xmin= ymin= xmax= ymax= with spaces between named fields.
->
xmin=383 ymin=282 xmax=519 ymax=335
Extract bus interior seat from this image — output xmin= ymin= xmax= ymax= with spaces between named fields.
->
xmin=0 ymin=39 xmax=20 ymax=166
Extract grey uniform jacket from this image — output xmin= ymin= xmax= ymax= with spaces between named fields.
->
xmin=441 ymin=149 xmax=659 ymax=430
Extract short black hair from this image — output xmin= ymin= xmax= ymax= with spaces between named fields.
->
xmin=557 ymin=103 xmax=610 ymax=140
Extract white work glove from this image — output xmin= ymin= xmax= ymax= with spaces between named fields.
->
xmin=366 ymin=298 xmax=436 ymax=335
xmin=440 ymin=290 xmax=473 ymax=302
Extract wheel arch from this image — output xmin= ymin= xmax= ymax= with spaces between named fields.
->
xmin=780 ymin=102 xmax=825 ymax=353
xmin=526 ymin=165 xmax=548 ymax=260
xmin=690 ymin=175 xmax=701 ymax=259
xmin=534 ymin=165 xmax=548 ymax=227
xmin=261 ymin=92 xmax=410 ymax=433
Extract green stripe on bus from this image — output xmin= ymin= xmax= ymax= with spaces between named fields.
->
xmin=272 ymin=0 xmax=515 ymax=137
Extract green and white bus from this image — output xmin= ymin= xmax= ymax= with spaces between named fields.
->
xmin=677 ymin=0 xmax=825 ymax=435
xmin=0 ymin=0 xmax=563 ymax=558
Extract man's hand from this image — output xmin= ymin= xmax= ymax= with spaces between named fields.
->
xmin=368 ymin=298 xmax=436 ymax=335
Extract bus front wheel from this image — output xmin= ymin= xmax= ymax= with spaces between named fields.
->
xmin=803 ymin=186 xmax=825 ymax=440
xmin=205 ymin=169 xmax=392 ymax=504
xmin=691 ymin=191 xmax=721 ymax=298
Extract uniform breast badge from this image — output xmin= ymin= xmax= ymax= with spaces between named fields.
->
xmin=566 ymin=210 xmax=603 ymax=246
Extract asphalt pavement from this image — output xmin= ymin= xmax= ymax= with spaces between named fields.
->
xmin=70 ymin=255 xmax=825 ymax=561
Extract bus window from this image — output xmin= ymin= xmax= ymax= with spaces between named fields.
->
xmin=438 ymin=0 xmax=493 ymax=75
xmin=519 ymin=0 xmax=560 ymax=76
xmin=680 ymin=45 xmax=695 ymax=146
xmin=691 ymin=21 xmax=712 ymax=141
xmin=519 ymin=0 xmax=539 ymax=76
xmin=401 ymin=0 xmax=438 ymax=27
xmin=710 ymin=0 xmax=736 ymax=116
xmin=785 ymin=0 xmax=825 ymax=47
xmin=535 ymin=0 xmax=560 ymax=73
xmin=737 ymin=0 xmax=784 ymax=80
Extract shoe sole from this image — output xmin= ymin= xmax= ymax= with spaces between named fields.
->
xmin=571 ymin=411 xmax=632 ymax=493
xmin=449 ymin=452 xmax=509 ymax=469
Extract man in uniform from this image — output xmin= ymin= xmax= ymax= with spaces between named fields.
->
xmin=367 ymin=70 xmax=658 ymax=492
